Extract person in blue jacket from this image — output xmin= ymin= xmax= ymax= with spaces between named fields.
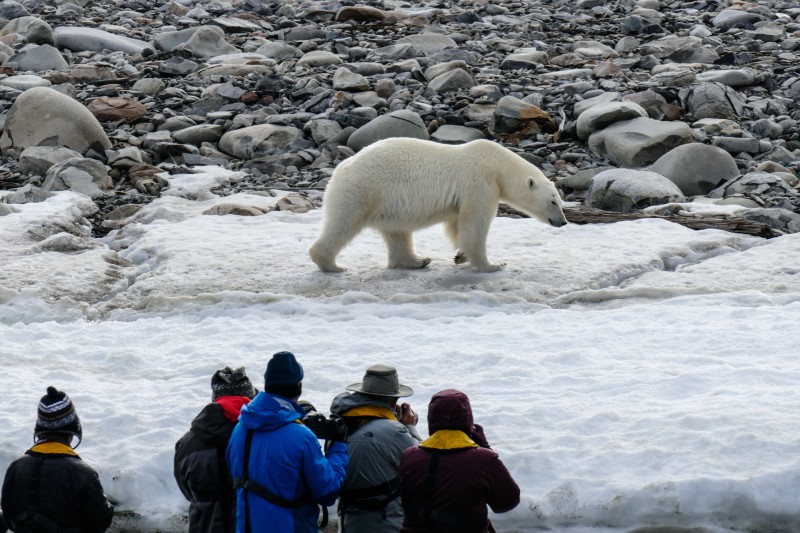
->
xmin=226 ymin=351 xmax=348 ymax=533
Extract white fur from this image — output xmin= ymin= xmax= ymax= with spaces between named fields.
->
xmin=309 ymin=138 xmax=567 ymax=273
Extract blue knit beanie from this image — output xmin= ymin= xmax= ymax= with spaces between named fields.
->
xmin=265 ymin=351 xmax=304 ymax=386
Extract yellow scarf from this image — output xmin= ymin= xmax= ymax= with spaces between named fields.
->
xmin=343 ymin=405 xmax=398 ymax=421
xmin=420 ymin=429 xmax=478 ymax=450
xmin=30 ymin=442 xmax=79 ymax=457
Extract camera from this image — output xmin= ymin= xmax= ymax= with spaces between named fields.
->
xmin=303 ymin=412 xmax=347 ymax=441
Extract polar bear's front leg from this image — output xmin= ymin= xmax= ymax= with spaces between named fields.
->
xmin=382 ymin=230 xmax=432 ymax=269
xmin=456 ymin=207 xmax=504 ymax=273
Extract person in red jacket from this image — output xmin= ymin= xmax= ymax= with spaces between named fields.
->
xmin=397 ymin=389 xmax=520 ymax=533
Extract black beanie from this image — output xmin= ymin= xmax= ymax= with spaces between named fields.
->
xmin=211 ymin=366 xmax=256 ymax=400
xmin=264 ymin=351 xmax=304 ymax=387
xmin=35 ymin=386 xmax=82 ymax=443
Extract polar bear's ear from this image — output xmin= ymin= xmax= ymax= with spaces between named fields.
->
xmin=527 ymin=177 xmax=537 ymax=190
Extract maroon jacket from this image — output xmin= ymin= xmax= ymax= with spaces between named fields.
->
xmin=398 ymin=389 xmax=520 ymax=533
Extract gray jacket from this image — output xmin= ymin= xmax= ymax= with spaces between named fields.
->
xmin=330 ymin=392 xmax=422 ymax=532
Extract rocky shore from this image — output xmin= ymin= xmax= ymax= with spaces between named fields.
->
xmin=0 ymin=0 xmax=799 ymax=239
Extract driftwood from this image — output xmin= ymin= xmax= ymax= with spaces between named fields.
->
xmin=498 ymin=204 xmax=781 ymax=239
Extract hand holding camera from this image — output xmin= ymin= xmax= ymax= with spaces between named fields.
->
xmin=303 ymin=412 xmax=348 ymax=442
xmin=395 ymin=402 xmax=418 ymax=426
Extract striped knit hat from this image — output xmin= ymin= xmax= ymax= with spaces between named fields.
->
xmin=34 ymin=386 xmax=82 ymax=445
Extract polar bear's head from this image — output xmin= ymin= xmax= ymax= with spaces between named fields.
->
xmin=523 ymin=176 xmax=568 ymax=228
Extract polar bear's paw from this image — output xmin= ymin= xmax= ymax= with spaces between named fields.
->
xmin=454 ymin=251 xmax=466 ymax=264
xmin=475 ymin=262 xmax=505 ymax=273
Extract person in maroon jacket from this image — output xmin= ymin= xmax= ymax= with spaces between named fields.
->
xmin=397 ymin=389 xmax=520 ymax=533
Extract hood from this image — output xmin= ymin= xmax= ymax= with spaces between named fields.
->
xmin=190 ymin=402 xmax=237 ymax=447
xmin=427 ymin=389 xmax=473 ymax=435
xmin=238 ymin=392 xmax=303 ymax=431
xmin=330 ymin=391 xmax=390 ymax=416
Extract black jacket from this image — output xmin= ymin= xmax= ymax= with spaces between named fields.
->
xmin=1 ymin=443 xmax=114 ymax=533
xmin=174 ymin=402 xmax=238 ymax=533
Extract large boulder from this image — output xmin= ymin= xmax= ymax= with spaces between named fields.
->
xmin=586 ymin=169 xmax=686 ymax=213
xmin=346 ymin=110 xmax=429 ymax=152
xmin=41 ymin=157 xmax=112 ymax=198
xmin=687 ymin=82 xmax=746 ymax=121
xmin=218 ymin=124 xmax=303 ymax=159
xmin=0 ymin=87 xmax=111 ymax=156
xmin=648 ymin=143 xmax=740 ymax=196
xmin=588 ymin=117 xmax=692 ymax=167
xmin=53 ymin=26 xmax=154 ymax=55
xmin=576 ymin=101 xmax=648 ymax=141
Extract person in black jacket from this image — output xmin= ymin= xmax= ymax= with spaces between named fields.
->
xmin=1 ymin=386 xmax=114 ymax=533
xmin=174 ymin=367 xmax=257 ymax=533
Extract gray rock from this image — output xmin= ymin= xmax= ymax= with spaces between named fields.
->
xmin=255 ymin=41 xmax=302 ymax=60
xmin=2 ymin=16 xmax=53 ymax=45
xmin=346 ymin=109 xmax=429 ymax=152
xmin=306 ymin=119 xmax=343 ymax=145
xmin=588 ymin=117 xmax=692 ymax=167
xmin=740 ymin=208 xmax=800 ymax=234
xmin=0 ymin=74 xmax=50 ymax=90
xmin=648 ymin=143 xmax=740 ymax=196
xmin=623 ymin=90 xmax=676 ymax=120
xmin=19 ymin=146 xmax=82 ymax=175
xmin=182 ymin=26 xmax=238 ymax=58
xmin=132 ymin=78 xmax=165 ymax=96
xmin=398 ymin=33 xmax=457 ymax=55
xmin=640 ymin=35 xmax=718 ymax=63
xmin=368 ymin=43 xmax=419 ymax=61
xmin=218 ymin=124 xmax=303 ymax=159
xmin=297 ymin=50 xmax=342 ymax=68
xmin=203 ymin=203 xmax=266 ymax=216
xmin=695 ymin=69 xmax=756 ymax=88
xmin=576 ymin=101 xmax=648 ymax=141
xmin=428 ymin=69 xmax=475 ymax=93
xmin=712 ymin=9 xmax=764 ymax=30
xmin=106 ymin=146 xmax=146 ymax=168
xmin=333 ymin=67 xmax=369 ymax=91
xmin=425 ymin=60 xmax=468 ymax=81
xmin=54 ymin=26 xmax=154 ymax=55
xmin=4 ymin=184 xmax=53 ymax=204
xmin=687 ymin=82 xmax=745 ymax=121
xmin=0 ymin=86 xmax=111 ymax=156
xmin=172 ymin=124 xmax=225 ymax=145
xmin=41 ymin=157 xmax=112 ymax=198
xmin=0 ymin=0 xmax=29 ymax=19
xmin=586 ymin=169 xmax=686 ymax=213
xmin=750 ymin=119 xmax=783 ymax=139
xmin=3 ymin=44 xmax=68 ymax=71
xmin=574 ymin=92 xmax=621 ymax=117
xmin=711 ymin=136 xmax=761 ymax=154
xmin=501 ymin=49 xmax=548 ymax=70
xmin=430 ymin=125 xmax=485 ymax=144
xmin=709 ymin=172 xmax=796 ymax=199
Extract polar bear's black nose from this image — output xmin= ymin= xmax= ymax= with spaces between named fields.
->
xmin=549 ymin=216 xmax=567 ymax=227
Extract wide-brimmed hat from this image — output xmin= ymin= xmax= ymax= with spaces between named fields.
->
xmin=346 ymin=364 xmax=413 ymax=397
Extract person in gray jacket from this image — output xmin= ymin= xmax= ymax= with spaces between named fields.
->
xmin=330 ymin=364 xmax=422 ymax=532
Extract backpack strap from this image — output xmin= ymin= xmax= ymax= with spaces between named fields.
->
xmin=11 ymin=457 xmax=83 ymax=533
xmin=216 ymin=445 xmax=233 ymax=533
xmin=233 ymin=429 xmax=323 ymax=526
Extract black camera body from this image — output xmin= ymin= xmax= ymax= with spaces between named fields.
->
xmin=303 ymin=413 xmax=346 ymax=441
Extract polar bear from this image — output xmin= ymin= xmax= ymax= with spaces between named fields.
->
xmin=309 ymin=138 xmax=567 ymax=273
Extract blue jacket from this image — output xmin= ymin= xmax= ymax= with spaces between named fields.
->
xmin=226 ymin=392 xmax=347 ymax=533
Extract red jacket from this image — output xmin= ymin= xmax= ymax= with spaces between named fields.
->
xmin=398 ymin=390 xmax=520 ymax=533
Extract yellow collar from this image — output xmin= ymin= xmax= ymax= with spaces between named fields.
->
xmin=342 ymin=405 xmax=398 ymax=421
xmin=30 ymin=442 xmax=79 ymax=457
xmin=420 ymin=429 xmax=478 ymax=450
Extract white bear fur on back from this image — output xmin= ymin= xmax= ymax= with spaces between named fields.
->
xmin=309 ymin=138 xmax=566 ymax=273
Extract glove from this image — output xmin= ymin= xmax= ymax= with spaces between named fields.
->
xmin=327 ymin=414 xmax=348 ymax=443
xmin=471 ymin=424 xmax=491 ymax=449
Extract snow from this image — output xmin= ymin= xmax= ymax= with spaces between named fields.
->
xmin=1 ymin=166 xmax=800 ymax=532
